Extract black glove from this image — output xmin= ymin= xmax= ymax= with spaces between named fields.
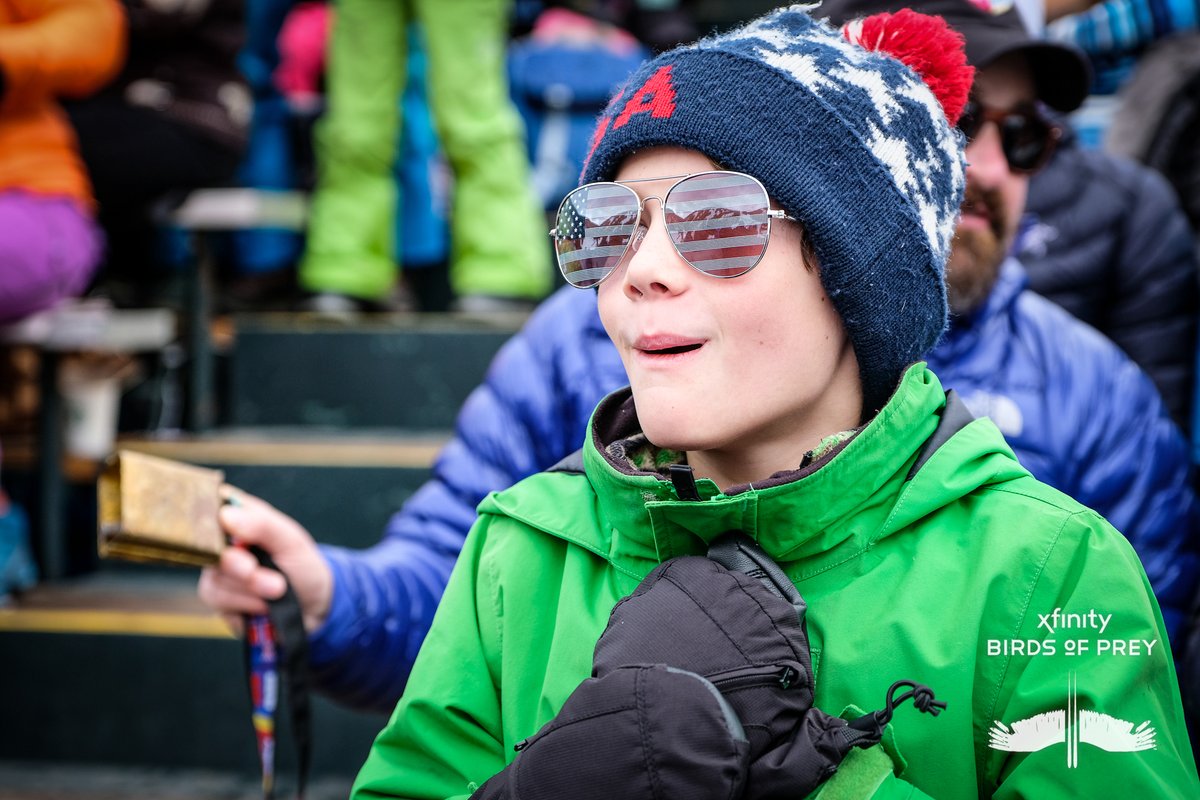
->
xmin=593 ymin=531 xmax=944 ymax=797
xmin=470 ymin=664 xmax=750 ymax=800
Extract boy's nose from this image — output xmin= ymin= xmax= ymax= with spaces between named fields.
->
xmin=619 ymin=202 xmax=691 ymax=299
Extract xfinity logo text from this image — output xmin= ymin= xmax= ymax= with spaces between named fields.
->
xmin=1036 ymin=608 xmax=1112 ymax=636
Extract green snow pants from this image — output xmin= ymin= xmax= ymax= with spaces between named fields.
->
xmin=300 ymin=0 xmax=552 ymax=301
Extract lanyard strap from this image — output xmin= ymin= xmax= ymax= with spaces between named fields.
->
xmin=246 ymin=613 xmax=279 ymax=796
xmin=243 ymin=547 xmax=312 ymax=800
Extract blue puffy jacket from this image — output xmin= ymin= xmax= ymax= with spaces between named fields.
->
xmin=312 ymin=273 xmax=1198 ymax=712
xmin=1020 ymin=133 xmax=1199 ymax=432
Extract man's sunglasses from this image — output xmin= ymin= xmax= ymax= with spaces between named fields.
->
xmin=956 ymin=100 xmax=1062 ymax=174
xmin=550 ymin=171 xmax=796 ymax=289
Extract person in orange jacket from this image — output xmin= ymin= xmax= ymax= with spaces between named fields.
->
xmin=0 ymin=0 xmax=125 ymax=322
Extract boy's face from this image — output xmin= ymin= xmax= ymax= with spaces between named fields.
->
xmin=597 ymin=147 xmax=862 ymax=487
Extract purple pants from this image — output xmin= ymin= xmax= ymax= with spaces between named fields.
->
xmin=0 ymin=192 xmax=103 ymax=323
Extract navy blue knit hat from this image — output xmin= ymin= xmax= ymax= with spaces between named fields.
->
xmin=581 ymin=4 xmax=971 ymax=414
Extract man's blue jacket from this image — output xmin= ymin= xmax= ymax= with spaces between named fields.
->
xmin=312 ymin=268 xmax=1198 ymax=713
xmin=1021 ymin=134 xmax=1198 ymax=431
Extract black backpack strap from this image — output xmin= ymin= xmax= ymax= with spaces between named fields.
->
xmin=906 ymin=390 xmax=975 ymax=481
xmin=547 ymin=448 xmax=586 ymax=475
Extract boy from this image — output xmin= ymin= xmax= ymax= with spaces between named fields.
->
xmin=353 ymin=6 xmax=1198 ymax=796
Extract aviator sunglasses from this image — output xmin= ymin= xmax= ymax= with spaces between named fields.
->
xmin=956 ymin=99 xmax=1062 ymax=174
xmin=550 ymin=170 xmax=796 ymax=288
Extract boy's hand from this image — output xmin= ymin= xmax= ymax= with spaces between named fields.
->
xmin=471 ymin=664 xmax=749 ymax=800
xmin=197 ymin=489 xmax=333 ymax=636
xmin=592 ymin=532 xmax=876 ymax=796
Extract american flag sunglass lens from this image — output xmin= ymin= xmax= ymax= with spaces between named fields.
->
xmin=665 ymin=173 xmax=771 ymax=277
xmin=553 ymin=172 xmax=775 ymax=287
xmin=554 ymin=183 xmax=641 ymax=288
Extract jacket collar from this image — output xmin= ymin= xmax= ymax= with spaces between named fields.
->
xmin=580 ymin=364 xmax=948 ymax=580
xmin=484 ymin=362 xmax=1027 ymax=593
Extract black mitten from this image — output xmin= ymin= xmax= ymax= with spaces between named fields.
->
xmin=470 ymin=664 xmax=749 ymax=800
xmin=594 ymin=531 xmax=943 ymax=797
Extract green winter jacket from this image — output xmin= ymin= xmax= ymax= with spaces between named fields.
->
xmin=353 ymin=364 xmax=1198 ymax=798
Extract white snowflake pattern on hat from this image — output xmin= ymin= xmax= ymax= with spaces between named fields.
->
xmin=706 ymin=5 xmax=965 ymax=259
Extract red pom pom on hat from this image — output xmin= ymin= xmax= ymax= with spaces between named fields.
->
xmin=842 ymin=9 xmax=974 ymax=125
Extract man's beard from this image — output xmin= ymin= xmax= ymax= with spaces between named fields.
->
xmin=947 ymin=185 xmax=1011 ymax=316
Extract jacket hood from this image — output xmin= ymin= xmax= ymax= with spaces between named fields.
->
xmin=484 ymin=363 xmax=1028 ymax=582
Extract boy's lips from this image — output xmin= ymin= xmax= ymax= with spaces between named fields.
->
xmin=632 ymin=334 xmax=707 ymax=359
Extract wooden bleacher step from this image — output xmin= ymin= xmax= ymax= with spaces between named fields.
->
xmin=0 ymin=571 xmax=227 ymax=638
xmin=226 ymin=311 xmax=524 ymax=429
xmin=0 ymin=566 xmax=386 ymax=779
xmin=118 ymin=427 xmax=449 ymax=468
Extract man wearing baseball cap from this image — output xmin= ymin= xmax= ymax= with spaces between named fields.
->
xmin=821 ymin=0 xmax=1198 ymax=644
xmin=829 ymin=0 xmax=1091 ymax=109
xmin=824 ymin=0 xmax=1199 ymax=432
xmin=820 ymin=0 xmax=1087 ymax=314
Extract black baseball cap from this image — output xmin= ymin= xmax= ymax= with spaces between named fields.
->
xmin=818 ymin=0 xmax=1092 ymax=111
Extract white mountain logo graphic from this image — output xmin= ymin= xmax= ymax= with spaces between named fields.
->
xmin=987 ymin=673 xmax=1156 ymax=767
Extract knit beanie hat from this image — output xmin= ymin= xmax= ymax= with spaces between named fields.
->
xmin=581 ymin=4 xmax=973 ymax=414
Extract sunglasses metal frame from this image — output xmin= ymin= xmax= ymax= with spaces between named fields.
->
xmin=956 ymin=100 xmax=1062 ymax=174
xmin=549 ymin=170 xmax=797 ymax=288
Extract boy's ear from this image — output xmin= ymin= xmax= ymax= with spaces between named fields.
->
xmin=799 ymin=228 xmax=820 ymax=273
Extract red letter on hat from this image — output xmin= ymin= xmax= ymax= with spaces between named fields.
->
xmin=613 ymin=65 xmax=677 ymax=130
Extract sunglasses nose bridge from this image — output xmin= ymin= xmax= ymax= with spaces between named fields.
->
xmin=618 ymin=192 xmax=699 ymax=294
xmin=626 ymin=193 xmax=675 ymax=261
xmin=639 ymin=192 xmax=664 ymax=219
xmin=629 ymin=193 xmax=669 ymax=248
